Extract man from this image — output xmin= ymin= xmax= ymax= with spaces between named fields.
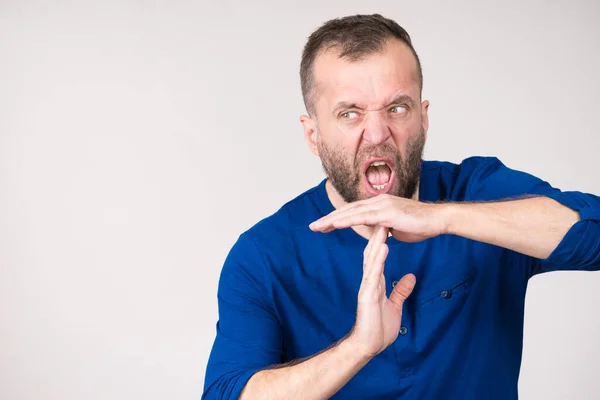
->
xmin=202 ymin=14 xmax=600 ymax=400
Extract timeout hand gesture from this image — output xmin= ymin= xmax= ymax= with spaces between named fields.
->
xmin=310 ymin=194 xmax=447 ymax=243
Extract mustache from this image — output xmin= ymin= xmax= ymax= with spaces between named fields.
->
xmin=354 ymin=144 xmax=401 ymax=168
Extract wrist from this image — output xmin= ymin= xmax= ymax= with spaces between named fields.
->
xmin=434 ymin=202 xmax=462 ymax=236
xmin=342 ymin=333 xmax=376 ymax=365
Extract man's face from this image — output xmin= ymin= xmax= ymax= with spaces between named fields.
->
xmin=302 ymin=39 xmax=429 ymax=203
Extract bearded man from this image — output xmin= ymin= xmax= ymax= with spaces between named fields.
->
xmin=202 ymin=14 xmax=600 ymax=400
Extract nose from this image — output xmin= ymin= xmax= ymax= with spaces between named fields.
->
xmin=361 ymin=111 xmax=392 ymax=145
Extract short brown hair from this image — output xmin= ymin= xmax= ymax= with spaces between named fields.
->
xmin=300 ymin=14 xmax=423 ymax=116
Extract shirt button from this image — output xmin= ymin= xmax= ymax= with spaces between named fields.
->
xmin=399 ymin=326 xmax=408 ymax=335
xmin=441 ymin=290 xmax=452 ymax=299
xmin=392 ymin=280 xmax=398 ymax=288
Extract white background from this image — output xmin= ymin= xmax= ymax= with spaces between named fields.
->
xmin=1 ymin=0 xmax=599 ymax=399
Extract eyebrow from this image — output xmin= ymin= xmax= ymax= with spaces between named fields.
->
xmin=387 ymin=94 xmax=416 ymax=108
xmin=332 ymin=94 xmax=416 ymax=115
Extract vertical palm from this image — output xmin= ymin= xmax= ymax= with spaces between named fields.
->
xmin=350 ymin=226 xmax=416 ymax=357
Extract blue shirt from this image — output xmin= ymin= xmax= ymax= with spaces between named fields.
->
xmin=202 ymin=156 xmax=600 ymax=399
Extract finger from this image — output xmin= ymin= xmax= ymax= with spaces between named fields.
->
xmin=328 ymin=195 xmax=385 ymax=217
xmin=375 ymin=225 xmax=389 ymax=243
xmin=363 ymin=225 xmax=382 ymax=271
xmin=310 ymin=203 xmax=362 ymax=230
xmin=314 ymin=206 xmax=390 ymax=232
xmin=309 ymin=196 xmax=388 ymax=231
xmin=331 ymin=209 xmax=392 ymax=231
xmin=389 ymin=273 xmax=417 ymax=309
xmin=367 ymin=235 xmax=389 ymax=284
xmin=363 ymin=225 xmax=382 ymax=270
xmin=370 ymin=225 xmax=389 ymax=246
xmin=362 ymin=226 xmax=386 ymax=282
xmin=310 ymin=203 xmax=371 ymax=231
xmin=377 ymin=231 xmax=389 ymax=292
xmin=366 ymin=226 xmax=389 ymax=281
xmin=363 ymin=232 xmax=375 ymax=269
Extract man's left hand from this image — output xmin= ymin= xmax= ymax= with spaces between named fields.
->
xmin=309 ymin=194 xmax=449 ymax=242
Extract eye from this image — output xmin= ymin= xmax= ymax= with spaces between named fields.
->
xmin=389 ymin=105 xmax=407 ymax=114
xmin=340 ymin=111 xmax=360 ymax=119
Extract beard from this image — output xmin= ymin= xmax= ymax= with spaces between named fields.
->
xmin=317 ymin=127 xmax=425 ymax=203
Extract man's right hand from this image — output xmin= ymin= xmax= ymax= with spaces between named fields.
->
xmin=237 ymin=226 xmax=417 ymax=400
xmin=348 ymin=225 xmax=417 ymax=358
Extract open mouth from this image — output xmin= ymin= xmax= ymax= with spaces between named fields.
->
xmin=363 ymin=158 xmax=394 ymax=194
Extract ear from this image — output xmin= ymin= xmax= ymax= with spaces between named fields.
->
xmin=300 ymin=114 xmax=319 ymax=156
xmin=421 ymin=100 xmax=430 ymax=142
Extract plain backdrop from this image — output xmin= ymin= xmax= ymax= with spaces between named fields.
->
xmin=1 ymin=0 xmax=599 ymax=399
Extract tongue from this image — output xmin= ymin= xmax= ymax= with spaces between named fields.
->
xmin=366 ymin=165 xmax=391 ymax=185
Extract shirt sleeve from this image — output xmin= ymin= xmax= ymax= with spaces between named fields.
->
xmin=462 ymin=156 xmax=600 ymax=276
xmin=202 ymin=233 xmax=282 ymax=400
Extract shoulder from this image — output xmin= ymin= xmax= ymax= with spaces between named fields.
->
xmin=228 ymin=181 xmax=324 ymax=265
xmin=247 ymin=182 xmax=323 ymax=240
xmin=421 ymin=156 xmax=507 ymax=201
xmin=423 ymin=156 xmax=504 ymax=177
xmin=423 ymin=156 xmax=550 ymax=202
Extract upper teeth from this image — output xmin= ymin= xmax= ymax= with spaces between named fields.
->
xmin=370 ymin=161 xmax=387 ymax=167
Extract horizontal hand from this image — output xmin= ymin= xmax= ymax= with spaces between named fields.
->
xmin=309 ymin=194 xmax=449 ymax=242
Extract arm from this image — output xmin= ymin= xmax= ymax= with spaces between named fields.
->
xmin=202 ymin=234 xmax=283 ymax=399
xmin=442 ymin=196 xmax=580 ymax=260
xmin=239 ymin=335 xmax=370 ymax=400
xmin=310 ymin=157 xmax=600 ymax=273
xmin=204 ymin=228 xmax=416 ymax=400
xmin=450 ymin=157 xmax=600 ymax=270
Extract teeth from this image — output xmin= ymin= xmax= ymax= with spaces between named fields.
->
xmin=368 ymin=161 xmax=389 ymax=191
xmin=371 ymin=183 xmax=388 ymax=190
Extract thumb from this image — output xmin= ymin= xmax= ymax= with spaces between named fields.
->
xmin=389 ymin=273 xmax=416 ymax=308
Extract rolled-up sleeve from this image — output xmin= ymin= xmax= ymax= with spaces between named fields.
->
xmin=462 ymin=156 xmax=600 ymax=275
xmin=537 ymin=191 xmax=600 ymax=273
xmin=202 ymin=233 xmax=282 ymax=400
